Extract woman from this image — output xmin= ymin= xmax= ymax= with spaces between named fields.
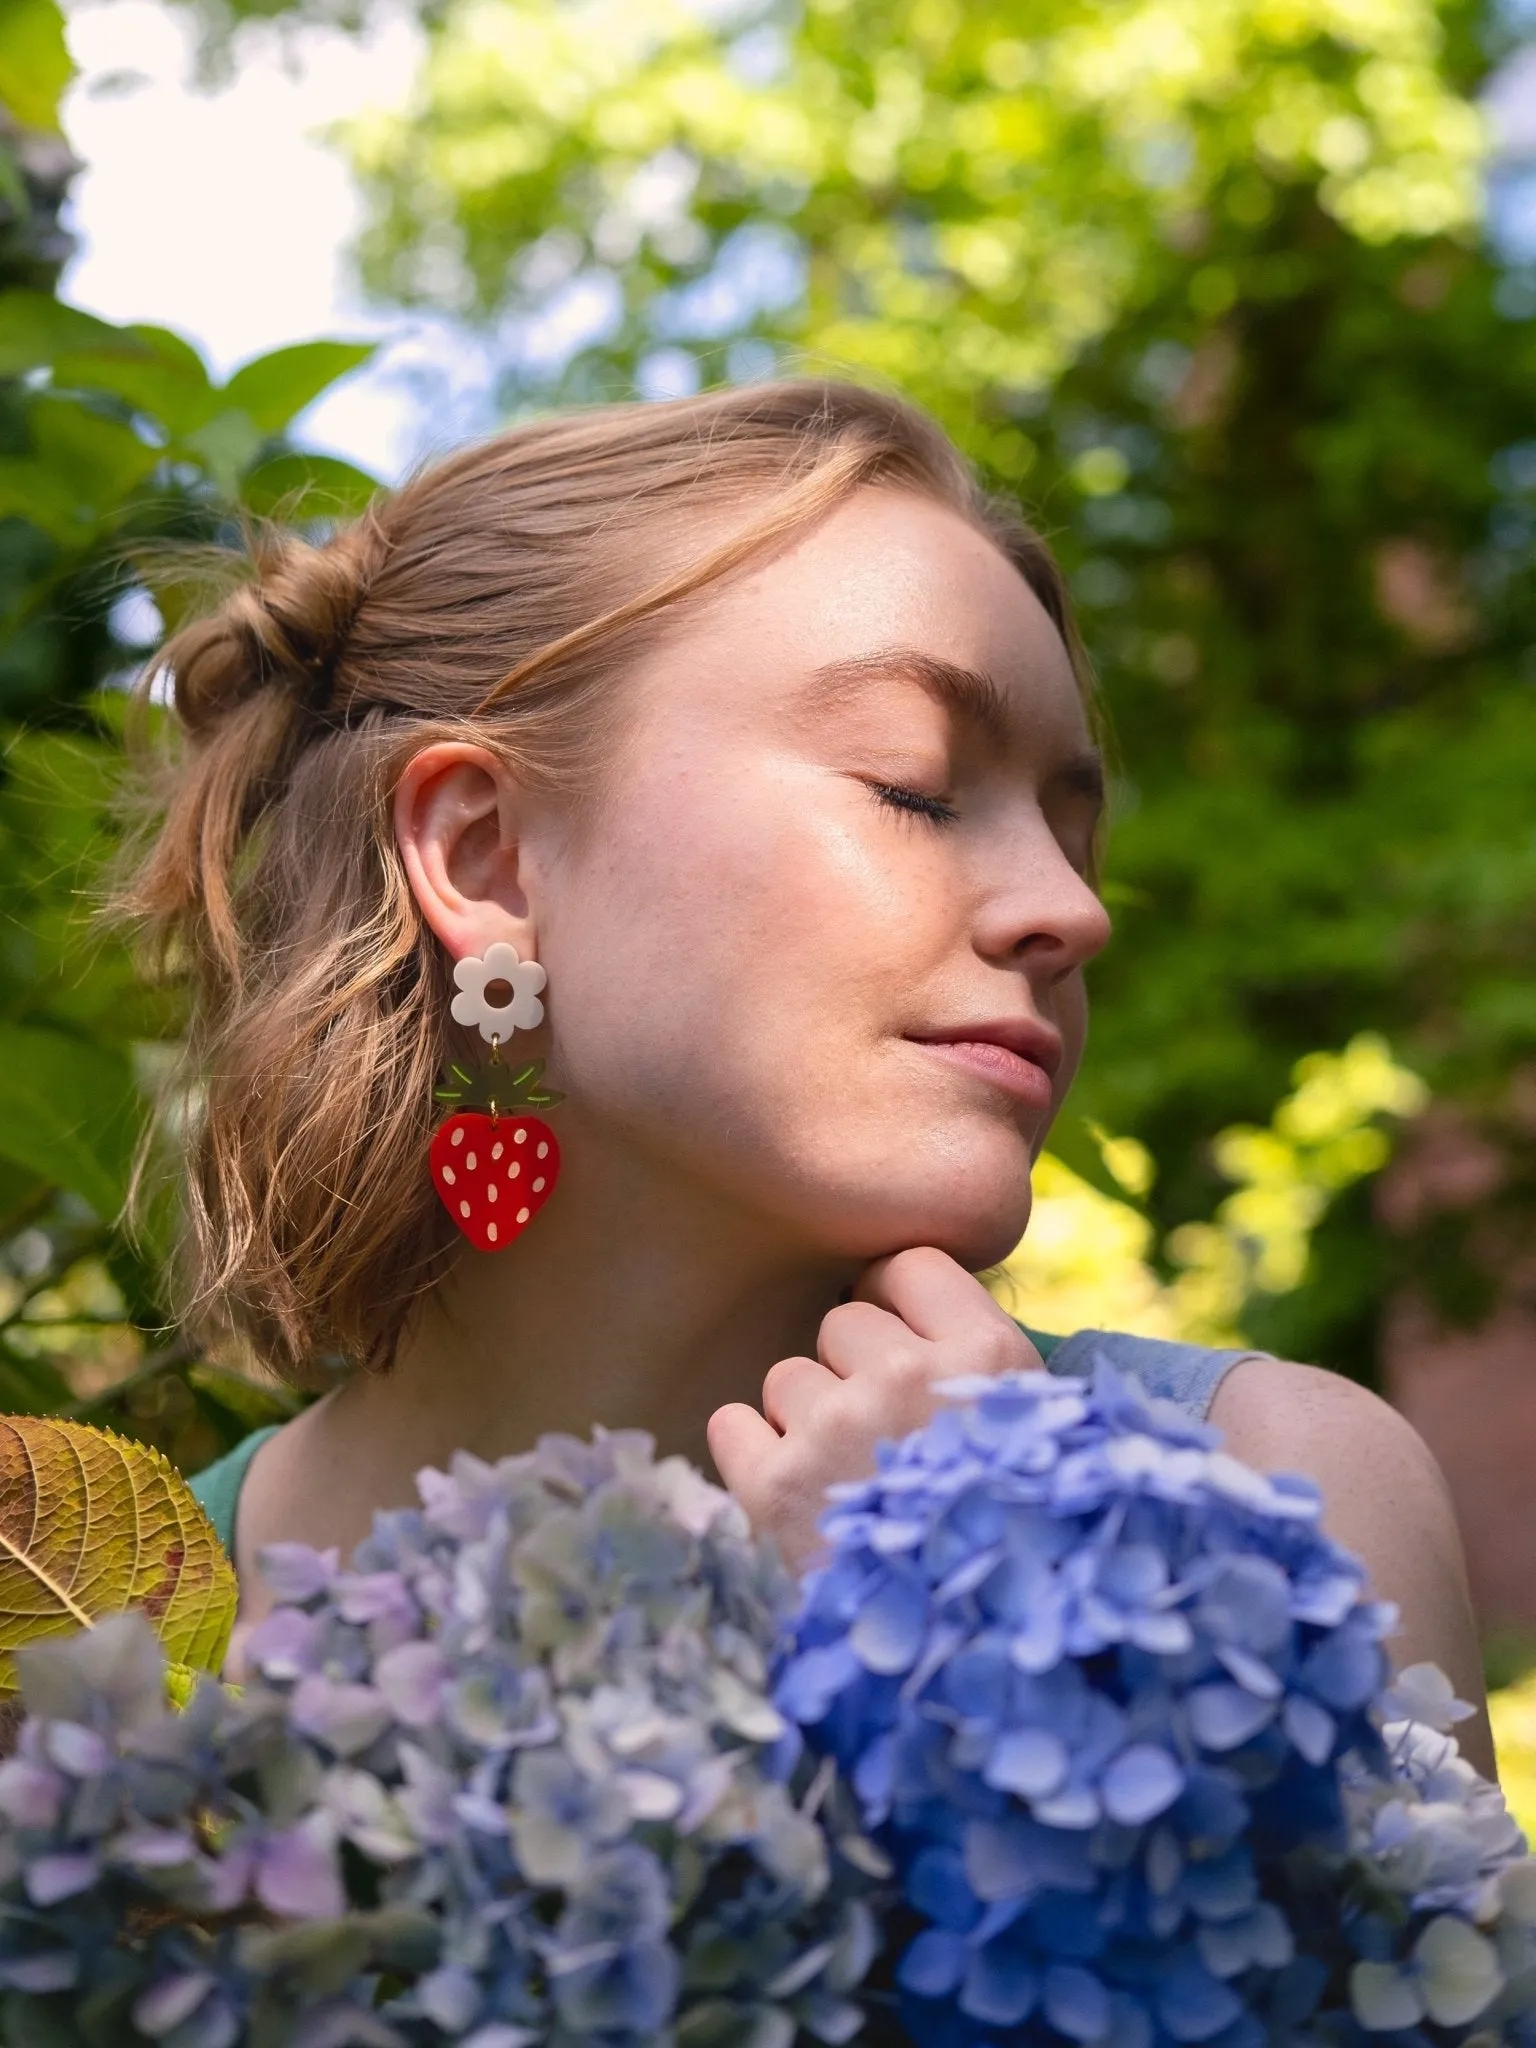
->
xmin=127 ymin=380 xmax=1492 ymax=1770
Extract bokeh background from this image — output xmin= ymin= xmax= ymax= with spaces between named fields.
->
xmin=4 ymin=0 xmax=1536 ymax=1794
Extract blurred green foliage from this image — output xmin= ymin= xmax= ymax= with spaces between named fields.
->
xmin=2 ymin=0 xmax=1532 ymax=1477
xmin=0 ymin=5 xmax=377 ymax=1471
xmin=327 ymin=0 xmax=1536 ymax=1382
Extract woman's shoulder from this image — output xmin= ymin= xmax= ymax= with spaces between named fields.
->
xmin=1204 ymin=1352 xmax=1447 ymax=1490
xmin=189 ymin=1424 xmax=283 ymax=1556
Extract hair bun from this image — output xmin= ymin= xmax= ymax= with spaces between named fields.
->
xmin=170 ymin=514 xmax=387 ymax=737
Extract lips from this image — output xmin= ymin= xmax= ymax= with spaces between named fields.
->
xmin=909 ymin=1019 xmax=1064 ymax=1077
xmin=905 ymin=1019 xmax=1064 ymax=1111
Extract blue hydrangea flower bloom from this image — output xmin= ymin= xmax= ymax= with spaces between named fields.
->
xmin=775 ymin=1361 xmax=1534 ymax=2047
xmin=0 ymin=1374 xmax=1530 ymax=2048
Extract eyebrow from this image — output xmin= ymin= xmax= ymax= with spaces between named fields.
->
xmin=803 ymin=646 xmax=1106 ymax=806
xmin=806 ymin=648 xmax=1016 ymax=748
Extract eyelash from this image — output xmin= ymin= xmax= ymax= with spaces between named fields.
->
xmin=869 ymin=781 xmax=960 ymax=825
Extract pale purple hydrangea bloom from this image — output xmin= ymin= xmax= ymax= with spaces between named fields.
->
xmin=774 ymin=1360 xmax=1535 ymax=2047
xmin=0 ymin=1371 xmax=1531 ymax=2048
xmin=0 ymin=1429 xmax=878 ymax=2048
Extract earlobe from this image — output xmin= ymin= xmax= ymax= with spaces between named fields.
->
xmin=393 ymin=741 xmax=537 ymax=964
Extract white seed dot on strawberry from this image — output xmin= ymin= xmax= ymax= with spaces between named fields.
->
xmin=466 ymin=1152 xmax=477 ymax=1171
xmin=514 ymin=1126 xmax=526 ymax=1143
xmin=508 ymin=1161 xmax=520 ymax=1179
xmin=516 ymin=1206 xmax=530 ymax=1224
xmin=451 ymin=1127 xmax=464 ymax=1147
xmin=488 ymin=1184 xmax=498 ymax=1203
xmin=492 ymin=1141 xmax=504 ymax=1160
xmin=536 ymin=1141 xmax=549 ymax=1160
xmin=441 ymin=1165 xmax=456 ymax=1186
xmin=532 ymin=1176 xmax=545 ymax=1193
xmin=487 ymin=1221 xmax=497 ymax=1243
xmin=459 ymin=1200 xmax=471 ymax=1220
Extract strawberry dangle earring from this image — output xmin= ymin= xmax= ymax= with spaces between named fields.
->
xmin=429 ymin=941 xmax=563 ymax=1251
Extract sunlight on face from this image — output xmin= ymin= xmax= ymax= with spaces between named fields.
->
xmin=541 ymin=488 xmax=1111 ymax=1270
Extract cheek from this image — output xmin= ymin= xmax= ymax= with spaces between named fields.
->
xmin=542 ymin=763 xmax=941 ymax=1134
xmin=563 ymin=764 xmax=932 ymax=1026
xmin=539 ymin=758 xmax=1034 ymax=1264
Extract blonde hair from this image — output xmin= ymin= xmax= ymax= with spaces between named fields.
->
xmin=116 ymin=379 xmax=1088 ymax=1384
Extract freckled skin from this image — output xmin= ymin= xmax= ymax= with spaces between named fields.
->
xmin=537 ymin=492 xmax=1106 ymax=1271
xmin=231 ymin=489 xmax=1494 ymax=1781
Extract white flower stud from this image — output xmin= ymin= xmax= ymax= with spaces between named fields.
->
xmin=450 ymin=941 xmax=548 ymax=1045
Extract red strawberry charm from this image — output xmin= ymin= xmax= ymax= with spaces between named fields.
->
xmin=430 ymin=1055 xmax=563 ymax=1251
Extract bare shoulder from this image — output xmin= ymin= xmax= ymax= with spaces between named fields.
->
xmin=1208 ymin=1355 xmax=1494 ymax=1775
xmin=1210 ymin=1354 xmax=1451 ymax=1504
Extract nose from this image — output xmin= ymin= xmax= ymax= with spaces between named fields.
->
xmin=980 ymin=834 xmax=1112 ymax=982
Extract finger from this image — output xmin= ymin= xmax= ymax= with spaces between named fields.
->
xmin=853 ymin=1245 xmax=1024 ymax=1343
xmin=817 ymin=1299 xmax=928 ymax=1379
xmin=761 ymin=1353 xmax=840 ymax=1434
xmin=706 ymin=1402 xmax=780 ymax=1502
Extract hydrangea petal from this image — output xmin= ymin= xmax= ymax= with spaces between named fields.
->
xmin=961 ymin=1942 xmax=1038 ymax=2025
xmin=1300 ymin=1626 xmax=1384 ymax=1711
xmin=133 ymin=1972 xmax=217 ymax=2038
xmin=1187 ymin=1684 xmax=1275 ymax=1752
xmin=897 ymin=1927 xmax=967 ymax=1998
xmin=257 ymin=1542 xmax=338 ymax=1604
xmin=1414 ymin=1915 xmax=1503 ymax=2027
xmin=1281 ymin=1692 xmax=1336 ymax=1766
xmin=1101 ymin=1744 xmax=1184 ymax=1827
xmin=25 ymin=1852 xmax=99 ymax=1905
xmin=255 ymin=1818 xmax=345 ymax=1920
xmin=849 ymin=1570 xmax=928 ymax=1675
xmin=1350 ymin=1959 xmax=1423 ymax=2031
xmin=374 ymin=1641 xmax=449 ymax=1729
xmin=1043 ymin=1963 xmax=1110 ymax=2042
xmin=1156 ymin=1958 xmax=1244 ymax=2042
xmin=983 ymin=1726 xmax=1069 ymax=1800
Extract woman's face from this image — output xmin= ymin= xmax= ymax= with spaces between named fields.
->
xmin=537 ymin=486 xmax=1111 ymax=1271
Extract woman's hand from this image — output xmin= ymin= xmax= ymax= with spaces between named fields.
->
xmin=707 ymin=1246 xmax=1041 ymax=1573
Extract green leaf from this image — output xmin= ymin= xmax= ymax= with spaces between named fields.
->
xmin=0 ymin=1024 xmax=137 ymax=1219
xmin=180 ymin=407 xmax=265 ymax=495
xmin=51 ymin=323 xmax=218 ymax=438
xmin=188 ymin=1361 xmax=302 ymax=1430
xmin=0 ymin=1416 xmax=237 ymax=1685
xmin=434 ymin=1052 xmax=564 ymax=1113
xmin=0 ymin=292 xmax=128 ymax=377
xmin=241 ymin=449 xmax=382 ymax=519
xmin=0 ymin=0 xmax=73 ymax=133
xmin=221 ymin=338 xmax=376 ymax=435
xmin=0 ymin=395 xmax=161 ymax=542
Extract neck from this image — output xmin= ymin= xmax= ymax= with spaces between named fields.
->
xmin=326 ymin=1120 xmax=854 ymax=1484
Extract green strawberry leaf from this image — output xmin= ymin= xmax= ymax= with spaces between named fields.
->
xmin=434 ymin=1053 xmax=564 ymax=1114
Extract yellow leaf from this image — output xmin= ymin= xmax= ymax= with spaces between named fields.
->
xmin=0 ymin=1417 xmax=237 ymax=1688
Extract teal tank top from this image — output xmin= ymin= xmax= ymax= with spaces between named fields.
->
xmin=189 ymin=1326 xmax=1265 ymax=1561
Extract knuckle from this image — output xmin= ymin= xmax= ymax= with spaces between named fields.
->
xmin=887 ymin=1345 xmax=934 ymax=1393
xmin=976 ymin=1321 xmax=1029 ymax=1373
xmin=762 ymin=1355 xmax=806 ymax=1403
xmin=817 ymin=1302 xmax=860 ymax=1344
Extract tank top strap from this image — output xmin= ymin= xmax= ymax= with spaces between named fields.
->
xmin=1042 ymin=1327 xmax=1270 ymax=1421
xmin=188 ymin=1423 xmax=281 ymax=1558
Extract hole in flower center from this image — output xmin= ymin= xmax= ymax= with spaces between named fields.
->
xmin=483 ymin=978 xmax=515 ymax=1008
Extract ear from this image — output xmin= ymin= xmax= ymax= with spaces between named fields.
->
xmin=394 ymin=742 xmax=538 ymax=964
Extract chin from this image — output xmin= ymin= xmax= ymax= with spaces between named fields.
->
xmin=797 ymin=1144 xmax=1035 ymax=1273
xmin=917 ymin=1195 xmax=1034 ymax=1274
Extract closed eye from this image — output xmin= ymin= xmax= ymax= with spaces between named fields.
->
xmin=869 ymin=781 xmax=960 ymax=825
